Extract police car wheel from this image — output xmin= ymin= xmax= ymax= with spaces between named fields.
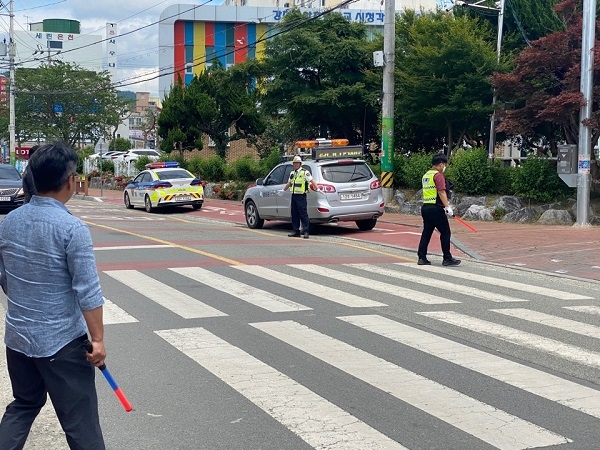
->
xmin=245 ymin=200 xmax=264 ymax=229
xmin=192 ymin=203 xmax=202 ymax=210
xmin=124 ymin=192 xmax=134 ymax=209
xmin=356 ymin=218 xmax=377 ymax=231
xmin=144 ymin=195 xmax=154 ymax=213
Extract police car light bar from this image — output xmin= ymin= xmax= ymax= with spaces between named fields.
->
xmin=294 ymin=139 xmax=349 ymax=149
xmin=145 ymin=161 xmax=179 ymax=169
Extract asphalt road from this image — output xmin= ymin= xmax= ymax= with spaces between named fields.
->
xmin=1 ymin=199 xmax=600 ymax=449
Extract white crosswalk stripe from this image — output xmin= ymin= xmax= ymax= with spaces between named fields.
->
xmin=339 ymin=314 xmax=600 ymax=419
xmin=408 ymin=264 xmax=593 ymax=300
xmin=251 ymin=320 xmax=569 ymax=449
xmin=491 ymin=308 xmax=600 ymax=338
xmin=155 ymin=327 xmax=409 ymax=450
xmin=170 ymin=267 xmax=312 ymax=312
xmin=104 ymin=270 xmax=227 ymax=319
xmin=233 ymin=265 xmax=387 ymax=308
xmin=563 ymin=305 xmax=600 ymax=316
xmin=290 ymin=264 xmax=460 ymax=304
xmin=347 ymin=263 xmax=530 ymax=302
xmin=418 ymin=310 xmax=600 ymax=369
xmin=102 ymin=298 xmax=138 ymax=324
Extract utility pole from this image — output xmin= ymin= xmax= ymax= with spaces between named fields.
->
xmin=380 ymin=0 xmax=395 ymax=204
xmin=487 ymin=0 xmax=505 ymax=161
xmin=8 ymin=0 xmax=15 ymax=165
xmin=575 ymin=0 xmax=596 ymax=226
xmin=455 ymin=1 xmax=505 ymax=161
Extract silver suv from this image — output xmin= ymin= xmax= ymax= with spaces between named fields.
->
xmin=242 ymin=143 xmax=384 ymax=231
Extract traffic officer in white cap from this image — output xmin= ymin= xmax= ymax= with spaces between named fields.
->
xmin=283 ymin=155 xmax=318 ymax=238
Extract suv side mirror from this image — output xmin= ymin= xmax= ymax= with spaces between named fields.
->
xmin=256 ymin=178 xmax=265 ymax=186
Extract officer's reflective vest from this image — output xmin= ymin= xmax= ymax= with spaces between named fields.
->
xmin=290 ymin=169 xmax=309 ymax=194
xmin=422 ymin=169 xmax=438 ymax=204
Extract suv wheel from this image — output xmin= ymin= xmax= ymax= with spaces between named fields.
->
xmin=356 ymin=218 xmax=377 ymax=231
xmin=245 ymin=200 xmax=264 ymax=229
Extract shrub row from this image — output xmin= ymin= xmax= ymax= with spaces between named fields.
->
xmin=381 ymin=147 xmax=575 ymax=202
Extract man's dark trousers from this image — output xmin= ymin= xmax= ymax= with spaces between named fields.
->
xmin=291 ymin=193 xmax=309 ymax=234
xmin=417 ymin=204 xmax=452 ymax=260
xmin=0 ymin=335 xmax=105 ymax=450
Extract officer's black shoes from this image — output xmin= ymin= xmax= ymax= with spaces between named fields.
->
xmin=417 ymin=258 xmax=431 ymax=265
xmin=442 ymin=258 xmax=461 ymax=267
xmin=303 ymin=232 xmax=309 ymax=239
xmin=288 ymin=232 xmax=301 ymax=237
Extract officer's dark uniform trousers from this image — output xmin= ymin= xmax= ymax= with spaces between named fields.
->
xmin=0 ymin=335 xmax=105 ymax=450
xmin=417 ymin=204 xmax=452 ymax=261
xmin=291 ymin=193 xmax=309 ymax=233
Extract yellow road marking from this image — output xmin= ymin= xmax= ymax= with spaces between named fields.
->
xmin=84 ymin=219 xmax=414 ymax=265
xmin=84 ymin=221 xmax=243 ymax=266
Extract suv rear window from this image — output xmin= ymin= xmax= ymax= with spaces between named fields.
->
xmin=319 ymin=162 xmax=373 ymax=183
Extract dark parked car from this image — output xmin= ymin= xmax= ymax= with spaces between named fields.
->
xmin=0 ymin=164 xmax=24 ymax=211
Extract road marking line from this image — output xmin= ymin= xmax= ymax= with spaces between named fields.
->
xmin=252 ymin=320 xmax=569 ymax=449
xmin=156 ymin=327 xmax=408 ymax=450
xmin=233 ymin=265 xmax=387 ymax=308
xmin=170 ymin=267 xmax=311 ymax=312
xmin=84 ymin=222 xmax=242 ymax=266
xmin=418 ymin=310 xmax=600 ymax=369
xmin=104 ymin=270 xmax=227 ymax=319
xmin=103 ymin=298 xmax=138 ymax=324
xmin=347 ymin=263 xmax=528 ymax=302
xmin=290 ymin=264 xmax=459 ymax=305
xmin=564 ymin=305 xmax=600 ymax=315
xmin=94 ymin=244 xmax=174 ymax=251
xmin=340 ymin=314 xmax=600 ymax=419
xmin=409 ymin=264 xmax=592 ymax=300
xmin=491 ymin=308 xmax=600 ymax=338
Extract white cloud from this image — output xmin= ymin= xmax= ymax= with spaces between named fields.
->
xmin=11 ymin=1 xmax=216 ymax=96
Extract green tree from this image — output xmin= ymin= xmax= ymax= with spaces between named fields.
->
xmin=11 ymin=62 xmax=129 ymax=147
xmin=394 ymin=10 xmax=501 ymax=155
xmin=255 ymin=10 xmax=381 ymax=144
xmin=109 ymin=137 xmax=132 ymax=151
xmin=158 ymin=80 xmax=199 ymax=154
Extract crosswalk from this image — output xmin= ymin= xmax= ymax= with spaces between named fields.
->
xmin=99 ymin=263 xmax=600 ymax=449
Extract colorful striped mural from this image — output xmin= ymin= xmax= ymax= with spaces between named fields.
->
xmin=173 ymin=21 xmax=272 ymax=87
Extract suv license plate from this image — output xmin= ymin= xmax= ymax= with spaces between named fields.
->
xmin=0 ymin=196 xmax=10 ymax=201
xmin=176 ymin=196 xmax=192 ymax=202
xmin=340 ymin=193 xmax=362 ymax=200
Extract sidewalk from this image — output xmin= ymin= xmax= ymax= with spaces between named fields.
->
xmin=76 ymin=188 xmax=600 ymax=282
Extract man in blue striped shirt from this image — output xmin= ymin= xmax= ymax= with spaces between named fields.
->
xmin=0 ymin=142 xmax=106 ymax=449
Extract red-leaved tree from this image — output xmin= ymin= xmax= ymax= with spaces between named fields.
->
xmin=492 ymin=0 xmax=600 ymax=186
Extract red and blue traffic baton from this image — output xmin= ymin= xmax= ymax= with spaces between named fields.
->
xmin=85 ymin=341 xmax=133 ymax=412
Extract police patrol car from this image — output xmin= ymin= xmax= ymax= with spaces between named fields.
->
xmin=123 ymin=162 xmax=204 ymax=212
xmin=242 ymin=139 xmax=384 ymax=230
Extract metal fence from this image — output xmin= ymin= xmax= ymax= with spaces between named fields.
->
xmin=82 ymin=158 xmax=139 ymax=178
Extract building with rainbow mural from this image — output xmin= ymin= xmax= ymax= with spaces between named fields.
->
xmin=158 ymin=4 xmax=398 ymax=98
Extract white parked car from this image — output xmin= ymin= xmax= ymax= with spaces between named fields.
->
xmin=113 ymin=149 xmax=161 ymax=162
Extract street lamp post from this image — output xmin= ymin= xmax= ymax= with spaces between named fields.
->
xmin=455 ymin=0 xmax=506 ymax=161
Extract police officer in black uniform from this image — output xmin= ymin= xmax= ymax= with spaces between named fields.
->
xmin=283 ymin=155 xmax=318 ymax=239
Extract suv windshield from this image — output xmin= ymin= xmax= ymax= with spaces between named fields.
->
xmin=320 ymin=162 xmax=372 ymax=183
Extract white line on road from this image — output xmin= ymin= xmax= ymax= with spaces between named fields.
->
xmin=347 ymin=263 xmax=529 ymax=302
xmin=170 ymin=267 xmax=311 ymax=312
xmin=564 ymin=305 xmax=600 ymax=315
xmin=491 ymin=308 xmax=600 ymax=338
xmin=103 ymin=298 xmax=138 ymax=325
xmin=104 ymin=270 xmax=227 ymax=319
xmin=409 ymin=264 xmax=592 ymax=300
xmin=233 ymin=265 xmax=387 ymax=308
xmin=418 ymin=310 xmax=600 ymax=369
xmin=252 ymin=320 xmax=569 ymax=449
xmin=290 ymin=264 xmax=459 ymax=305
xmin=156 ymin=327 xmax=408 ymax=450
xmin=340 ymin=314 xmax=600 ymax=420
xmin=94 ymin=244 xmax=174 ymax=251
